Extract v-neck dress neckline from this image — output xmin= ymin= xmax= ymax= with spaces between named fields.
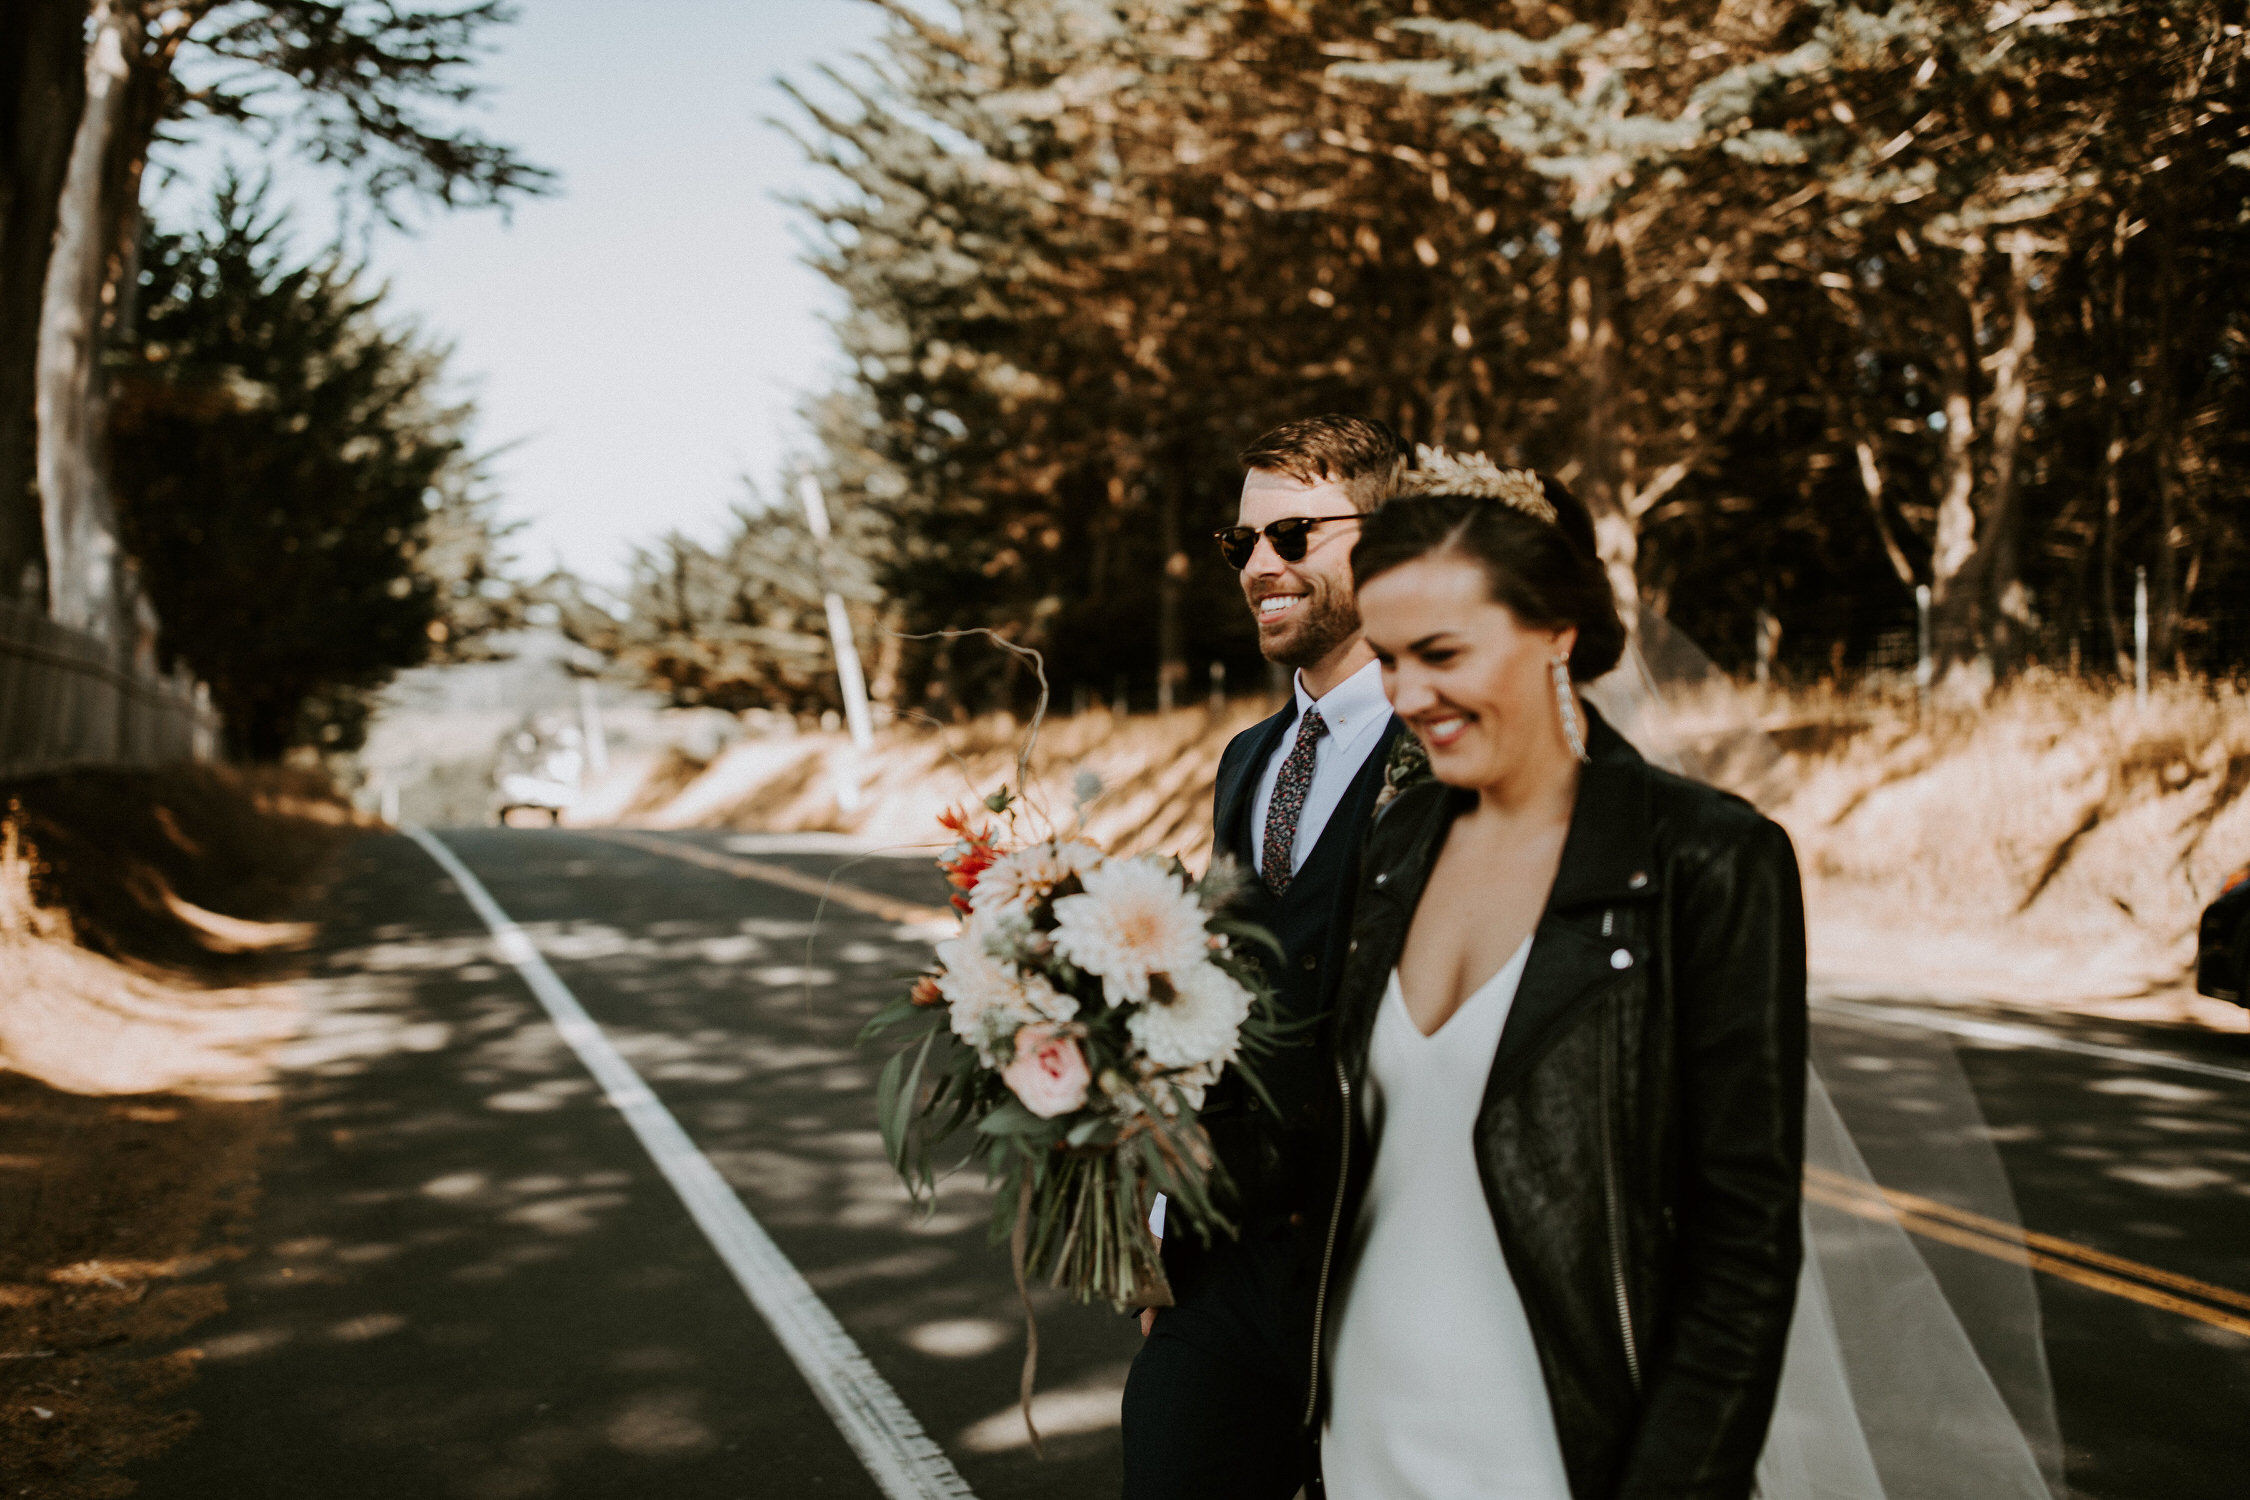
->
xmin=1392 ymin=936 xmax=1534 ymax=1041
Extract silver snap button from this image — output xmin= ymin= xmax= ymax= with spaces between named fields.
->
xmin=1629 ymin=872 xmax=1649 ymax=889
xmin=1610 ymin=948 xmax=1633 ymax=970
xmin=1373 ymin=872 xmax=1388 ymax=886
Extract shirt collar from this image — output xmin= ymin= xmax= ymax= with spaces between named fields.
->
xmin=1294 ymin=657 xmax=1389 ymax=740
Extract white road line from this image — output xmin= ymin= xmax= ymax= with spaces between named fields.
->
xmin=1814 ymin=996 xmax=2250 ymax=1085
xmin=407 ymin=828 xmax=977 ymax=1500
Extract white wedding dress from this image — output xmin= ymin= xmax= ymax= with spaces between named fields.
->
xmin=1323 ymin=948 xmax=1573 ymax=1500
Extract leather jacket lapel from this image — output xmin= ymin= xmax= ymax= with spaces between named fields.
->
xmin=1336 ymin=777 xmax=1464 ymax=1078
xmin=1486 ymin=712 xmax=1660 ymax=1091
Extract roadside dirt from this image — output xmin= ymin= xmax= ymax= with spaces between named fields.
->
xmin=0 ymin=766 xmax=362 ymax=1499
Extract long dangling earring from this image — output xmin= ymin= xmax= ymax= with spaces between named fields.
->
xmin=1553 ymin=657 xmax=1590 ymax=765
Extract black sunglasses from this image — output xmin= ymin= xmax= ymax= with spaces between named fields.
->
xmin=1211 ymin=514 xmax=1361 ymax=570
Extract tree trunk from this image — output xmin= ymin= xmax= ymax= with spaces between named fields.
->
xmin=1926 ymin=282 xmax=1982 ymax=662
xmin=1852 ymin=432 xmax=1917 ymax=590
xmin=866 ymin=601 xmax=905 ymax=710
xmin=2148 ymin=198 xmax=2182 ymax=671
xmin=36 ymin=2 xmax=142 ymax=637
xmin=1564 ymin=218 xmax=1637 ymax=617
xmin=1979 ymin=239 xmax=2038 ymax=671
xmin=0 ymin=0 xmax=89 ymax=602
xmin=2096 ymin=221 xmax=2130 ymax=675
xmin=1927 ymin=247 xmax=2039 ymax=671
xmin=1156 ymin=480 xmax=1184 ymax=714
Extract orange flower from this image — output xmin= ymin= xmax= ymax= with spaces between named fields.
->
xmin=937 ymin=805 xmax=987 ymax=840
xmin=937 ymin=804 xmax=1002 ymax=913
xmin=946 ymin=843 xmax=998 ymax=897
xmin=910 ymin=974 xmax=944 ymax=1007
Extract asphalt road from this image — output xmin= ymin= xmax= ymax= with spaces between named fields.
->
xmin=128 ymin=828 xmax=2250 ymax=1500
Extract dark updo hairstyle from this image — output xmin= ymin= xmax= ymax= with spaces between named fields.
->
xmin=1351 ymin=470 xmax=1627 ymax=682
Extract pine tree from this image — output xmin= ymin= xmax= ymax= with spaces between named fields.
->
xmin=109 ymin=178 xmax=515 ymax=758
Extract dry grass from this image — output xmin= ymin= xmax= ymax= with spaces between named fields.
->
xmin=0 ymin=765 xmax=360 ymax=1497
xmin=627 ymin=702 xmax=1276 ymax=868
xmin=1762 ymin=674 xmax=2250 ymax=1027
xmin=615 ymin=677 xmax=2250 ymax=1029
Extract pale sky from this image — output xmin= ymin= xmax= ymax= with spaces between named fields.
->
xmin=158 ymin=0 xmax=889 ymax=587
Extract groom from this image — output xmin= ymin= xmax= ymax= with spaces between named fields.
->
xmin=1122 ymin=415 xmax=1406 ymax=1499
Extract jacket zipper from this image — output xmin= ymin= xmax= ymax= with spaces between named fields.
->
xmin=1599 ymin=998 xmax=1642 ymax=1391
xmin=1304 ymin=1053 xmax=1353 ymax=1427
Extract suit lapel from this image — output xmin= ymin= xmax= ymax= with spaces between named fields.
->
xmin=1215 ymin=705 xmax=1296 ymax=862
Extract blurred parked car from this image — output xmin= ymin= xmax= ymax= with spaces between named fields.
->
xmin=2197 ymin=865 xmax=2250 ymax=1006
xmin=493 ymin=715 xmax=584 ymax=826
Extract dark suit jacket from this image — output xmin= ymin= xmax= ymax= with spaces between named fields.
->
xmin=1181 ymin=701 xmax=1402 ymax=1250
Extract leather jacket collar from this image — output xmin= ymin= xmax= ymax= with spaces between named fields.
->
xmin=1361 ymin=703 xmax=1656 ymax=909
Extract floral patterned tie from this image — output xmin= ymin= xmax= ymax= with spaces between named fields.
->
xmin=1261 ymin=707 xmax=1326 ymax=895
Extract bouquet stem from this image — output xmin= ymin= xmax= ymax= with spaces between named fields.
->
xmin=1021 ymin=1150 xmax=1171 ymax=1310
xmin=1008 ymin=1175 xmax=1045 ymax=1459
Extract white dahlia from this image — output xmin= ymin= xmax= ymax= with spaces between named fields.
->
xmin=1049 ymin=855 xmax=1211 ymax=1005
xmin=1157 ymin=1060 xmax=1223 ymax=1114
xmin=1126 ymin=961 xmax=1253 ymax=1071
xmin=1020 ymin=972 xmax=1079 ymax=1027
xmin=970 ymin=839 xmax=1102 ymax=917
xmin=934 ymin=918 xmax=1071 ymax=1062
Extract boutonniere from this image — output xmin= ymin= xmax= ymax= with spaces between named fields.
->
xmin=1375 ymin=727 xmax=1431 ymax=811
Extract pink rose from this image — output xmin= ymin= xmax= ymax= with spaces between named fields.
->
xmin=1001 ymin=1024 xmax=1091 ymax=1118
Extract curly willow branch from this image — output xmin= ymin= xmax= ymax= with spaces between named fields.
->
xmin=890 ymin=627 xmax=1052 ymax=805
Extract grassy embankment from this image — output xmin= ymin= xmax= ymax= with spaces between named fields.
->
xmin=0 ymin=767 xmax=360 ymax=1498
xmin=597 ymin=677 xmax=2250 ymax=1030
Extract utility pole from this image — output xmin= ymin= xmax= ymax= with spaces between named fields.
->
xmin=577 ymin=677 xmax=609 ymax=782
xmin=1914 ymin=584 xmax=1933 ymax=725
xmin=798 ymin=475 xmax=876 ymax=811
xmin=2133 ymin=566 xmax=2150 ymax=708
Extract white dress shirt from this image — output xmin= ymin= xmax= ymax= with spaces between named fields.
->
xmin=1247 ymin=657 xmax=1392 ymax=876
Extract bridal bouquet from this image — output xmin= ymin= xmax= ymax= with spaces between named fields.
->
xmin=862 ymin=790 xmax=1282 ymax=1314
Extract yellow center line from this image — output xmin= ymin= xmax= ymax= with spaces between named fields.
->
xmin=587 ymin=829 xmax=957 ymax=928
xmin=1805 ymin=1171 xmax=2250 ymax=1340
xmin=1809 ymin=1166 xmax=2250 ymax=1315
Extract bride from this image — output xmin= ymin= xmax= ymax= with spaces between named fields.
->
xmin=1311 ymin=464 xmax=2058 ymax=1499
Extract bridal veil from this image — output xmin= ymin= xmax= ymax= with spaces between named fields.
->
xmin=1586 ymin=611 xmax=2063 ymax=1500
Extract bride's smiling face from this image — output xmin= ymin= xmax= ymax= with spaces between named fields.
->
xmin=1359 ymin=551 xmax=1576 ymax=790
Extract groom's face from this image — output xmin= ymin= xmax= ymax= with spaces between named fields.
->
xmin=1235 ymin=469 xmax=1363 ymax=671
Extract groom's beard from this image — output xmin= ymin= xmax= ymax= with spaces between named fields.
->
xmin=1258 ymin=576 xmax=1360 ymax=671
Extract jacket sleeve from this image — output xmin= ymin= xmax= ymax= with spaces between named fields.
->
xmin=1618 ymin=811 xmax=1808 ymax=1499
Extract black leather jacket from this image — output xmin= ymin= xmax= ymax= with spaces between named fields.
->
xmin=1311 ymin=708 xmax=1807 ymax=1500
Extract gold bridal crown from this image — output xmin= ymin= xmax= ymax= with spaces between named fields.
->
xmin=1398 ymin=444 xmax=1556 ymax=523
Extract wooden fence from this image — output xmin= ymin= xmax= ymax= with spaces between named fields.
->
xmin=0 ymin=601 xmax=218 ymax=777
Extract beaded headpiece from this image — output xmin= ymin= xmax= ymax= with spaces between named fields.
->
xmin=1396 ymin=444 xmax=1556 ymax=523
